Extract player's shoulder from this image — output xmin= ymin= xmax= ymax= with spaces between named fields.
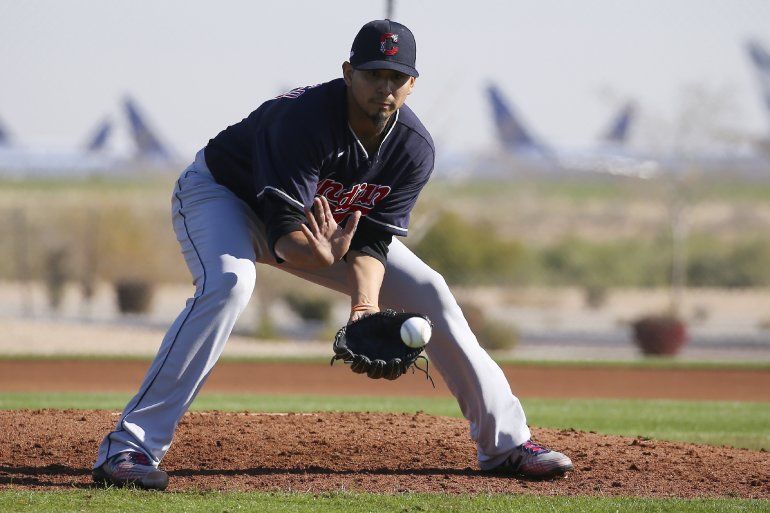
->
xmin=398 ymin=104 xmax=435 ymax=153
xmin=273 ymin=79 xmax=345 ymax=116
xmin=256 ymin=79 xmax=345 ymax=134
xmin=395 ymin=104 xmax=435 ymax=159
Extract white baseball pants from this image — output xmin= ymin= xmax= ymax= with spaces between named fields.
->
xmin=94 ymin=150 xmax=531 ymax=471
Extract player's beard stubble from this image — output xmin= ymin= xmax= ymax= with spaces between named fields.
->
xmin=371 ymin=110 xmax=391 ymax=132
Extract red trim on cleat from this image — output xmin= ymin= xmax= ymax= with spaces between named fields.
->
xmin=92 ymin=451 xmax=169 ymax=491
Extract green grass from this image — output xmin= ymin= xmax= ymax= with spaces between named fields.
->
xmin=1 ymin=392 xmax=768 ymax=450
xmin=423 ymin=176 xmax=770 ymax=204
xmin=0 ymin=177 xmax=172 ymax=192
xmin=6 ymin=173 xmax=770 ymax=203
xmin=423 ymin=178 xmax=640 ymax=203
xmin=0 ymin=490 xmax=767 ymax=513
xmin=523 ymin=398 xmax=770 ymax=450
xmin=3 ymin=353 xmax=770 ymax=371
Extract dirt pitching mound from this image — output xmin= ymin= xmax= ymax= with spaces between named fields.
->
xmin=1 ymin=410 xmax=768 ymax=498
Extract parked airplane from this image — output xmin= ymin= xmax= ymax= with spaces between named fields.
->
xmin=486 ymin=84 xmax=549 ymax=157
xmin=602 ymin=102 xmax=636 ymax=146
xmin=0 ymin=116 xmax=11 ymax=147
xmin=473 ymin=71 xmax=770 ymax=182
xmin=85 ymin=118 xmax=112 ymax=153
xmin=747 ymin=39 xmax=770 ymax=157
xmin=484 ymin=83 xmax=659 ymax=178
xmin=0 ymin=96 xmax=177 ymax=178
xmin=124 ymin=97 xmax=174 ymax=163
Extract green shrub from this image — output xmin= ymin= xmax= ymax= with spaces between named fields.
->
xmin=459 ymin=302 xmax=519 ymax=351
xmin=412 ymin=212 xmax=532 ymax=285
xmin=537 ymin=236 xmax=770 ymax=289
xmin=687 ymin=238 xmax=770 ymax=287
xmin=283 ymin=292 xmax=333 ymax=323
xmin=4 ymin=191 xmax=770 ymax=290
xmin=97 ymin=206 xmax=178 ymax=282
xmin=539 ymin=238 xmax=669 ymax=288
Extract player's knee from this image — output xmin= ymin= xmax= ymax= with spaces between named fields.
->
xmin=421 ymin=270 xmax=455 ymax=306
xmin=207 ymin=266 xmax=255 ymax=311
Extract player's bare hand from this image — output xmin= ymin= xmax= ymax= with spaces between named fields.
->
xmin=301 ymin=196 xmax=361 ymax=266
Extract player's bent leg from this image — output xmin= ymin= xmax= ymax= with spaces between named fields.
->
xmin=381 ymin=242 xmax=573 ymax=477
xmin=377 ymin=239 xmax=534 ymax=470
xmin=273 ymin=241 xmax=571 ymax=477
xmin=94 ymin=152 xmax=260 ymax=482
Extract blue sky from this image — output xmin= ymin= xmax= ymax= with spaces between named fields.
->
xmin=0 ymin=0 xmax=768 ymax=156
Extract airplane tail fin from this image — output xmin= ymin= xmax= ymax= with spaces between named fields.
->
xmin=602 ymin=102 xmax=635 ymax=145
xmin=486 ymin=84 xmax=540 ymax=152
xmin=84 ymin=118 xmax=112 ymax=152
xmin=124 ymin=96 xmax=172 ymax=161
xmin=0 ymin=116 xmax=11 ymax=146
xmin=747 ymin=39 xmax=770 ymax=130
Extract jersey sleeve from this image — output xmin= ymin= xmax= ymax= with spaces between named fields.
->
xmin=250 ymin=109 xmax=328 ymax=262
xmin=252 ymin=117 xmax=324 ymax=215
xmin=365 ymin=147 xmax=434 ymax=237
xmin=259 ymin=193 xmax=307 ymax=263
xmin=345 ymin=218 xmax=393 ymax=266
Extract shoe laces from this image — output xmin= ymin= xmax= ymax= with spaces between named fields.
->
xmin=519 ymin=440 xmax=551 ymax=455
xmin=114 ymin=451 xmax=153 ymax=466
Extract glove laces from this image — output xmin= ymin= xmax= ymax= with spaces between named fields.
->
xmin=412 ymin=355 xmax=435 ymax=388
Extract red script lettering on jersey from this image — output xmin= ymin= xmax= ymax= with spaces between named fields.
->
xmin=316 ymin=178 xmax=391 ymax=222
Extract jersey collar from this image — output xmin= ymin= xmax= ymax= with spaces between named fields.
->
xmin=347 ymin=109 xmax=400 ymax=161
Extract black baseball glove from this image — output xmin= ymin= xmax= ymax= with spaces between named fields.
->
xmin=330 ymin=309 xmax=433 ymax=383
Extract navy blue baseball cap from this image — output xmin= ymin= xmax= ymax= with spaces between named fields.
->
xmin=349 ymin=19 xmax=419 ymax=77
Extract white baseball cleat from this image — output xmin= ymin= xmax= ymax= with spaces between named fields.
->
xmin=92 ymin=451 xmax=169 ymax=490
xmin=491 ymin=440 xmax=573 ymax=479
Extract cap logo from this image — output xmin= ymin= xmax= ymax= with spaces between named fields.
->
xmin=380 ymin=33 xmax=399 ymax=56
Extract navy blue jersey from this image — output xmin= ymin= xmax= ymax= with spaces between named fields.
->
xmin=204 ymin=78 xmax=434 ymax=261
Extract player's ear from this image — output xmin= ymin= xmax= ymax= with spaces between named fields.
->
xmin=342 ymin=62 xmax=354 ymax=86
xmin=407 ymin=76 xmax=416 ymax=95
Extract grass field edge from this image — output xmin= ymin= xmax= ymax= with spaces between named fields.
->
xmin=1 ymin=353 xmax=769 ymax=370
xmin=0 ymin=489 xmax=767 ymax=513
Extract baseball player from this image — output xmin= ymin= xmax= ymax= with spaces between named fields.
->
xmin=92 ymin=19 xmax=572 ymax=490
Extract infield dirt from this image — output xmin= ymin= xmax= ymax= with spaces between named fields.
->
xmin=0 ymin=409 xmax=768 ymax=498
xmin=1 ymin=360 xmax=769 ymax=401
xmin=2 ymin=361 xmax=769 ymax=499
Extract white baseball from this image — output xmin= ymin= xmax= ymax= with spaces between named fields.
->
xmin=400 ymin=317 xmax=432 ymax=349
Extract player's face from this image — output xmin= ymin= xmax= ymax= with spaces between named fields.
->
xmin=344 ymin=63 xmax=416 ymax=127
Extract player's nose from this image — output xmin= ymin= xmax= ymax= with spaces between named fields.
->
xmin=376 ymin=77 xmax=395 ymax=95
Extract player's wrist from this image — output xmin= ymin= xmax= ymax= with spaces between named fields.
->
xmin=351 ymin=302 xmax=378 ymax=312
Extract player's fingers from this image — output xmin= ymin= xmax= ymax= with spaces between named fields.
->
xmin=305 ymin=207 xmax=320 ymax=235
xmin=321 ymin=196 xmax=335 ymax=226
xmin=300 ymin=223 xmax=317 ymax=243
xmin=319 ymin=197 xmax=336 ymax=236
xmin=343 ymin=210 xmax=361 ymax=237
xmin=314 ymin=197 xmax=326 ymax=228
